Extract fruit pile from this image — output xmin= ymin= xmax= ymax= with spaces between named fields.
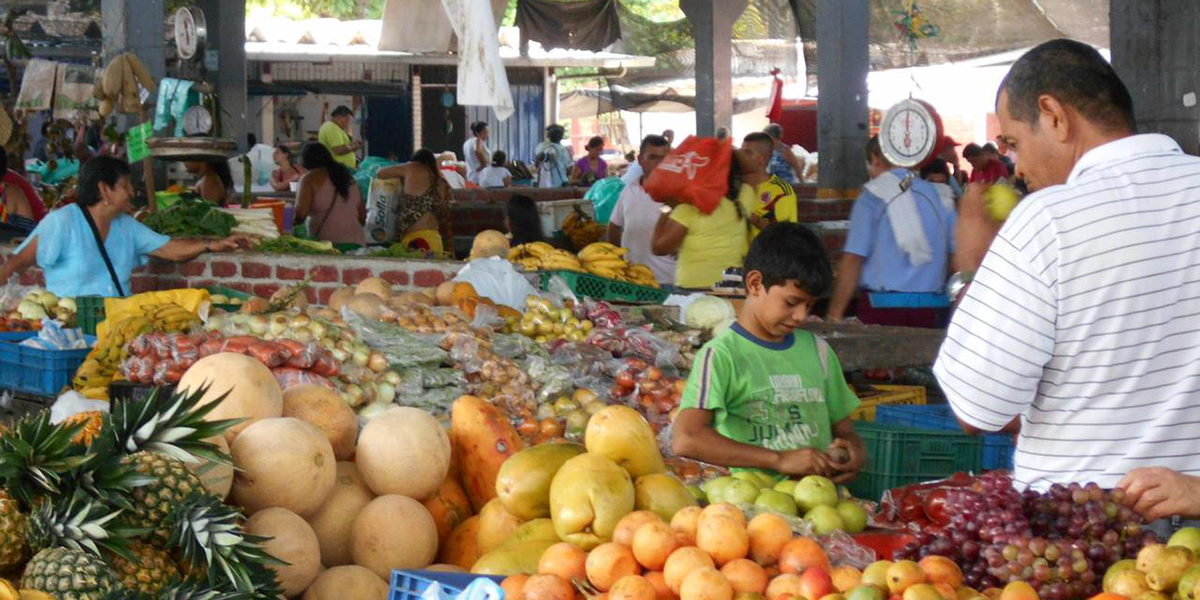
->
xmin=890 ymin=472 xmax=1158 ymax=598
xmin=12 ymin=289 xmax=75 ymax=326
xmin=504 ymin=295 xmax=595 ymax=343
xmin=73 ymin=301 xmax=199 ymax=399
xmin=611 ymin=359 xmax=685 ymax=425
xmin=697 ymin=474 xmax=868 ymax=534
xmin=1100 ymin=528 xmax=1200 ymax=599
xmin=119 ymin=331 xmax=341 ymax=387
xmin=509 ymin=242 xmax=661 ymax=288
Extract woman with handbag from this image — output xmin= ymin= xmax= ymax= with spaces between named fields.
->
xmin=0 ymin=156 xmax=251 ymax=297
xmin=294 ymin=142 xmax=367 ymax=245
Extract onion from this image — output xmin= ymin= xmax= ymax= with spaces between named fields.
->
xmin=336 ymin=340 xmax=355 ymax=354
xmin=319 ymin=338 xmax=337 ymax=352
xmin=352 ymin=349 xmax=370 ymax=368
xmin=352 ymin=341 xmax=369 ymax=355
xmin=358 ymin=402 xmax=392 ymax=421
xmin=331 ymin=348 xmax=349 ymax=362
xmin=382 ymin=371 xmax=402 ymax=386
xmin=292 ymin=313 xmax=312 ymax=328
xmin=248 ymin=315 xmax=269 ymax=335
xmin=344 ymin=383 xmax=364 ymax=407
xmin=360 ymin=382 xmax=377 ymax=403
xmin=376 ymin=382 xmax=396 ymax=404
xmin=292 ymin=326 xmax=314 ymax=343
xmin=309 ymin=321 xmax=328 ymax=340
xmin=268 ymin=314 xmax=290 ymax=336
xmin=367 ymin=352 xmax=388 ymax=373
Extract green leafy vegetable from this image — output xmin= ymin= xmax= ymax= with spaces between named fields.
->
xmin=141 ymin=198 xmax=237 ymax=237
xmin=254 ymin=236 xmax=341 ymax=255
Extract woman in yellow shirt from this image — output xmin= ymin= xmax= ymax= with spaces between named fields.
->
xmin=651 ymin=165 xmax=752 ymax=290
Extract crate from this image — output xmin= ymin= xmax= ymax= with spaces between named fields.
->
xmin=107 ymin=382 xmax=176 ymax=406
xmin=389 ymin=570 xmax=504 ymax=600
xmin=77 ymin=295 xmax=105 ymax=336
xmin=849 ymin=384 xmax=927 ymax=420
xmin=540 ymin=270 xmax=669 ymax=304
xmin=875 ymin=404 xmax=1016 ymax=471
xmin=847 ymin=421 xmax=982 ymax=502
xmin=203 ymin=286 xmax=252 ymax=313
xmin=536 ymin=199 xmax=593 ymax=234
xmin=0 ymin=333 xmax=94 ymax=397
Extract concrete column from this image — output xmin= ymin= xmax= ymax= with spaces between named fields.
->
xmin=196 ymin=0 xmax=248 ymax=150
xmin=681 ymin=0 xmax=747 ymax=137
xmin=816 ymin=0 xmax=869 ymax=194
xmin=101 ymin=0 xmax=164 ymax=199
xmin=1111 ymin=0 xmax=1200 ymax=155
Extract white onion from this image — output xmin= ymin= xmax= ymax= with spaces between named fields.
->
xmin=331 ymin=348 xmax=349 ymax=362
xmin=382 ymin=371 xmax=402 ymax=386
xmin=352 ymin=349 xmax=370 ymax=367
xmin=376 ymin=382 xmax=397 ymax=404
xmin=248 ymin=315 xmax=269 ymax=335
xmin=367 ymin=352 xmax=388 ymax=373
xmin=344 ymin=383 xmax=364 ymax=406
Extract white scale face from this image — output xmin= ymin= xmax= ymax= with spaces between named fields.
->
xmin=183 ymin=105 xmax=213 ymax=136
xmin=174 ymin=7 xmax=205 ymax=62
xmin=879 ymin=98 xmax=941 ymax=168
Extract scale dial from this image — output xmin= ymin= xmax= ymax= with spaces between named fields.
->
xmin=878 ymin=98 xmax=944 ymax=168
xmin=182 ymin=105 xmax=213 ymax=136
xmin=174 ymin=7 xmax=207 ymax=62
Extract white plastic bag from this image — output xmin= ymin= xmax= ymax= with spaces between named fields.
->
xmin=453 ymin=257 xmax=539 ymax=310
xmin=363 ymin=178 xmax=400 ymax=244
xmin=49 ymin=390 xmax=109 ymax=424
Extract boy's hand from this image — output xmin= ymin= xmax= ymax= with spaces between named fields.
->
xmin=774 ymin=448 xmax=833 ymax=477
xmin=828 ymin=438 xmax=866 ymax=484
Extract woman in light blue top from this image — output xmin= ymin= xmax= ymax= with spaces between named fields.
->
xmin=0 ymin=156 xmax=250 ymax=297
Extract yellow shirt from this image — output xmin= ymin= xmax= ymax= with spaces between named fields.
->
xmin=669 ymin=190 xmax=751 ymax=289
xmin=318 ymin=121 xmax=357 ymax=169
xmin=742 ymin=175 xmax=798 ymax=240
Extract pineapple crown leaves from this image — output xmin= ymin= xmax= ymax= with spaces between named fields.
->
xmin=26 ymin=489 xmax=149 ymax=561
xmin=167 ymin=493 xmax=288 ymax=595
xmin=97 ymin=384 xmax=241 ymax=467
xmin=0 ymin=412 xmax=93 ymax=509
xmin=61 ymin=454 xmax=154 ymax=513
xmin=158 ymin=579 xmax=258 ymax=600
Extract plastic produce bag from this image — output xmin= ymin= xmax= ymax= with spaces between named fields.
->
xmin=420 ymin=575 xmax=503 ymax=600
xmin=20 ymin=320 xmax=89 ymax=350
xmin=49 ymin=390 xmax=109 ymax=424
xmin=341 ymin=309 xmax=448 ymax=367
xmin=644 ymin=136 xmax=733 ymax=214
xmin=454 ymin=257 xmax=539 ymax=310
xmin=354 ymin=156 xmax=400 ymax=198
xmin=584 ymin=176 xmax=626 ymax=224
xmin=363 ymin=178 xmax=400 ymax=244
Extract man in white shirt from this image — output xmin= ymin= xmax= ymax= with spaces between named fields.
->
xmin=934 ymin=39 xmax=1200 ymax=495
xmin=607 ymin=134 xmax=675 ymax=285
xmin=462 ymin=122 xmax=490 ymax=184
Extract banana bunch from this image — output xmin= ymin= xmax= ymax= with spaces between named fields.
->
xmin=96 ymin=52 xmax=157 ymax=118
xmin=562 ymin=205 xmax=605 ymax=249
xmin=624 ymin=264 xmax=660 ymax=288
xmin=508 ymin=242 xmax=585 ymax=272
xmin=73 ymin=302 xmax=197 ymax=400
xmin=579 ymin=242 xmax=629 ymax=278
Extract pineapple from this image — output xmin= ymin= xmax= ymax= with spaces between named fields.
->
xmin=0 ymin=413 xmax=91 ymax=508
xmin=122 ymin=452 xmax=211 ymax=544
xmin=21 ymin=547 xmax=116 ymax=600
xmin=105 ymin=541 xmax=179 ymax=595
xmin=0 ymin=491 xmax=27 ymax=571
xmin=168 ymin=494 xmax=284 ymax=596
xmin=99 ymin=384 xmax=237 ymax=465
xmin=62 ymin=412 xmax=104 ymax=447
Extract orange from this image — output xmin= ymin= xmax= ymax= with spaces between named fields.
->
xmin=679 ymin=568 xmax=733 ymax=600
xmin=777 ymin=538 xmax=831 ymax=575
xmin=610 ymin=575 xmax=658 ymax=600
xmin=633 ymin=521 xmax=681 ymax=571
xmin=664 ymin=547 xmax=716 ymax=594
xmin=644 ymin=571 xmax=678 ymax=600
xmin=720 ymin=559 xmax=767 ymax=594
xmin=700 ymin=503 xmax=746 ymax=529
xmin=615 ymin=511 xmax=665 ymax=547
xmin=746 ymin=513 xmax=792 ymax=566
xmin=696 ymin=515 xmax=749 ymax=566
xmin=918 ymin=556 xmax=964 ymax=589
xmin=524 ymin=574 xmax=575 ymax=600
xmin=587 ymin=543 xmax=641 ymax=592
xmin=671 ymin=507 xmax=703 ymax=547
xmin=502 ymin=574 xmax=530 ymax=600
xmin=765 ymin=574 xmax=803 ymax=600
xmin=540 ymin=543 xmax=588 ymax=583
xmin=829 ymin=566 xmax=862 ymax=593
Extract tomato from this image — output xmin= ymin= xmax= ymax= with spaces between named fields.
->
xmin=923 ymin=488 xmax=951 ymax=525
xmin=648 ymin=386 xmax=669 ymax=401
xmin=643 ymin=366 xmax=664 ymax=381
xmin=615 ymin=370 xmax=636 ymax=389
xmin=639 ymin=379 xmax=661 ymax=393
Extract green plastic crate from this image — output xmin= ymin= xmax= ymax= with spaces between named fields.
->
xmin=539 ymin=270 xmax=669 ymax=304
xmin=847 ymin=421 xmax=982 ymax=502
xmin=203 ymin=286 xmax=252 ymax=312
xmin=76 ymin=295 xmax=105 ymax=335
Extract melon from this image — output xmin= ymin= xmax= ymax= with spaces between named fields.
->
xmin=346 ymin=294 xmax=385 ymax=320
xmin=356 ymin=407 xmax=450 ymax=500
xmin=282 ymin=384 xmax=359 ymax=461
xmin=470 ymin=230 xmax=511 ymax=260
xmin=328 ymin=287 xmax=355 ymax=311
xmin=177 ymin=353 xmax=283 ymax=437
xmin=307 ymin=462 xmax=375 ymax=567
xmin=356 ymin=277 xmax=392 ymax=300
xmin=302 ymin=565 xmax=389 ymax=600
xmin=351 ymin=495 xmax=438 ymax=579
xmin=230 ymin=418 xmax=337 ymax=516
xmin=246 ymin=507 xmax=322 ymax=598
xmin=185 ymin=435 xmax=234 ymax=499
xmin=435 ymin=281 xmax=457 ymax=306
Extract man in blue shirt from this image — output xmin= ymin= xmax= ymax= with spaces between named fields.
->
xmin=825 ymin=136 xmax=957 ymax=327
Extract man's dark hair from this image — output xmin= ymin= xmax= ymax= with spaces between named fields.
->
xmin=247 ymin=133 xmax=257 ymax=147
xmin=961 ymin=143 xmax=984 ymax=159
xmin=999 ymin=38 xmax=1135 ymax=132
xmin=471 ymin=121 xmax=489 ymax=135
xmin=865 ymin=135 xmax=886 ymax=162
xmin=78 ymin=156 xmax=132 ymax=207
xmin=639 ymin=134 xmax=669 ymax=155
xmin=743 ymin=222 xmax=833 ymax=296
xmin=546 ymin=124 xmax=565 ymax=143
xmin=919 ymin=158 xmax=951 ymax=180
xmin=764 ymin=123 xmax=784 ymax=141
xmin=742 ymin=131 xmax=774 ymax=152
xmin=331 ymin=105 xmax=353 ymax=118
xmin=982 ymin=143 xmax=999 ymax=155
xmin=0 ymin=146 xmax=8 ymax=173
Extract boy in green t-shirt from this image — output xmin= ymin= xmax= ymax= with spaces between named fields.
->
xmin=672 ymin=222 xmax=866 ymax=481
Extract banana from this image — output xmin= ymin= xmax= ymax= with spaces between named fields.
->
xmin=583 ymin=259 xmax=628 ymax=271
xmin=585 ymin=265 xmax=622 ymax=278
xmin=580 ymin=243 xmax=625 ymax=260
xmin=508 ymin=245 xmax=525 ymax=261
xmin=525 ymin=242 xmax=555 ymax=258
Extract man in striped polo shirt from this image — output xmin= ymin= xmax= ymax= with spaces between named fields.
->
xmin=934 ymin=39 xmax=1200 ymax=500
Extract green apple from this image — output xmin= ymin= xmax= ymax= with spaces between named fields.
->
xmin=805 ymin=504 xmax=846 ymax=534
xmin=1103 ymin=559 xmax=1137 ymax=593
xmin=754 ymin=472 xmax=780 ymax=488
xmin=985 ymin=183 xmax=1020 ymax=221
xmin=755 ymin=489 xmax=799 ymax=517
xmin=794 ymin=475 xmax=839 ymax=512
xmin=687 ymin=485 xmax=706 ymax=502
xmin=724 ymin=478 xmax=761 ymax=504
xmin=733 ymin=471 xmax=766 ymax=489
xmin=836 ymin=500 xmax=868 ymax=533
xmin=838 ymin=485 xmax=854 ymax=500
xmin=702 ymin=476 xmax=736 ymax=503
xmin=1169 ymin=527 xmax=1200 ymax=555
xmin=774 ymin=479 xmax=799 ymax=496
xmin=846 ymin=585 xmax=884 ymax=600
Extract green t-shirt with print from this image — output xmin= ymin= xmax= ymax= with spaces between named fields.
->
xmin=679 ymin=323 xmax=860 ymax=463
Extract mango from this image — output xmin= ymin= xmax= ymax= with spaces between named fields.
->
xmin=477 ymin=498 xmax=525 ymax=555
xmin=470 ymin=538 xmax=557 ymax=576
xmin=549 ymin=452 xmax=635 ymax=550
xmin=585 ymin=405 xmax=667 ymax=479
xmin=501 ymin=518 xmax=560 ymax=547
xmin=495 ymin=442 xmax=586 ymax=520
xmin=635 ymin=473 xmax=699 ymax=522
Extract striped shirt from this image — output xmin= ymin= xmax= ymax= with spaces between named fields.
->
xmin=933 ymin=134 xmax=1200 ymax=491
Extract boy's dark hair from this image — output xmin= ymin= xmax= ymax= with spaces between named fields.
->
xmin=961 ymin=143 xmax=984 ymax=159
xmin=491 ymin=150 xmax=507 ymax=167
xmin=919 ymin=158 xmax=950 ymax=180
xmin=742 ymin=131 xmax=774 ymax=156
xmin=999 ymin=38 xmax=1134 ymax=133
xmin=982 ymin=142 xmax=999 ymax=155
xmin=639 ymin=134 xmax=668 ymax=155
xmin=743 ymin=222 xmax=832 ymax=296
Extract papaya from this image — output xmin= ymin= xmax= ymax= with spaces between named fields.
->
xmin=470 ymin=539 xmax=557 ymax=576
xmin=477 ymin=498 xmax=525 ymax=555
xmin=422 ymin=478 xmax=473 ymax=548
xmin=438 ymin=516 xmax=482 ymax=570
xmin=634 ymin=473 xmax=698 ymax=522
xmin=445 ymin=427 xmax=462 ymax=484
xmin=500 ymin=518 xmax=559 ymax=547
xmin=585 ymin=405 xmax=668 ymax=479
xmin=549 ymin=453 xmax=635 ymax=551
xmin=452 ymin=396 xmax=525 ymax=512
xmin=495 ymin=442 xmax=586 ymax=521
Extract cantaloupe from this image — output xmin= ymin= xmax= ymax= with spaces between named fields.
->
xmin=356 ymin=277 xmax=392 ymax=300
xmin=356 ymin=407 xmax=450 ymax=501
xmin=307 ymin=462 xmax=375 ymax=567
xmin=185 ymin=435 xmax=234 ymax=499
xmin=346 ymin=294 xmax=385 ymax=320
xmin=177 ymin=353 xmax=283 ymax=440
xmin=328 ymin=287 xmax=355 ymax=311
xmin=351 ymin=495 xmax=438 ymax=579
xmin=230 ymin=418 xmax=337 ymax=516
xmin=302 ymin=565 xmax=389 ymax=600
xmin=282 ymin=384 xmax=359 ymax=461
xmin=246 ymin=507 xmax=322 ymax=598
xmin=470 ymin=230 xmax=511 ymax=260
xmin=435 ymin=281 xmax=458 ymax=306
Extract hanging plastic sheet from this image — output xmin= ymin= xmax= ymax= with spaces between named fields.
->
xmin=439 ymin=0 xmax=515 ymax=121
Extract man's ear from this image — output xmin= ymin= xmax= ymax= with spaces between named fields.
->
xmin=1037 ymin=94 xmax=1073 ymax=144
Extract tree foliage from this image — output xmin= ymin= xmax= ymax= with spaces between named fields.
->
xmin=246 ymin=0 xmax=387 ymax=19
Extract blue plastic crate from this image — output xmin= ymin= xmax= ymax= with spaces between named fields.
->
xmin=389 ymin=570 xmax=505 ymax=600
xmin=875 ymin=404 xmax=1016 ymax=471
xmin=0 ymin=332 xmax=94 ymax=397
